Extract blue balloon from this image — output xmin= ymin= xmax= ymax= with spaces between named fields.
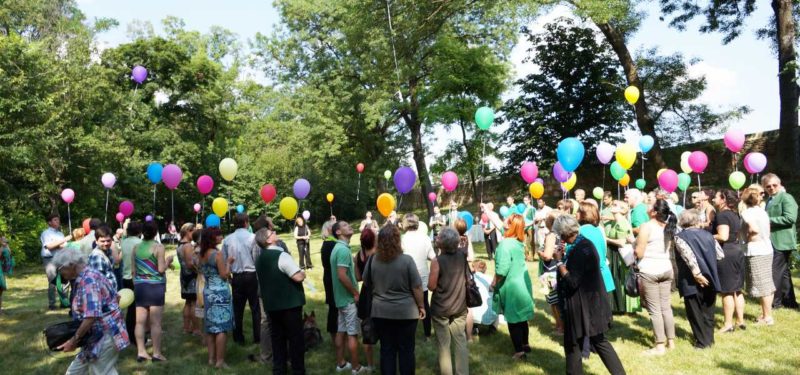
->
xmin=556 ymin=137 xmax=585 ymax=172
xmin=458 ymin=211 xmax=474 ymax=231
xmin=236 ymin=204 xmax=245 ymax=213
xmin=499 ymin=206 xmax=510 ymax=218
xmin=639 ymin=135 xmax=654 ymax=153
xmin=205 ymin=214 xmax=221 ymax=228
xmin=146 ymin=163 xmax=163 ymax=184
xmin=516 ymin=203 xmax=526 ymax=214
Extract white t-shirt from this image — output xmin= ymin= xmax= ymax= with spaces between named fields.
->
xmin=401 ymin=230 xmax=436 ymax=291
xmin=741 ymin=207 xmax=772 ymax=256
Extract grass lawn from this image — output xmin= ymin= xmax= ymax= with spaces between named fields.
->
xmin=1 ymin=231 xmax=799 ymax=374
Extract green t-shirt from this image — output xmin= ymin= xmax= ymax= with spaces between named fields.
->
xmin=523 ymin=205 xmax=536 ymax=230
xmin=631 ymin=203 xmax=649 ymax=229
xmin=330 ymin=240 xmax=358 ymax=308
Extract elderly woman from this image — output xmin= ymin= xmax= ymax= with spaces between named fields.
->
xmin=429 ymin=227 xmax=469 ymax=375
xmin=740 ymin=187 xmax=776 ymax=325
xmin=552 ymin=215 xmax=625 ymax=375
xmin=491 ymin=214 xmax=534 ymax=360
xmin=674 ymin=209 xmax=723 ymax=349
xmin=47 ymin=248 xmax=129 ymax=374
xmin=605 ymin=201 xmax=641 ymax=314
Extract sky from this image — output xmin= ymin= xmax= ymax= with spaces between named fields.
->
xmin=77 ymin=0 xmax=779 ymax=164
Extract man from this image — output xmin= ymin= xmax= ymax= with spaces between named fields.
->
xmin=87 ymin=226 xmax=118 ymax=291
xmin=254 ymin=228 xmax=306 ymax=374
xmin=40 ymin=213 xmax=71 ymax=309
xmin=446 ymin=201 xmax=459 ymax=227
xmin=79 ymin=218 xmax=103 ymax=256
xmin=762 ymin=174 xmax=799 ymax=309
xmin=223 ymin=213 xmax=261 ymax=345
xmin=600 ymin=191 xmax=614 ymax=223
xmin=359 ymin=211 xmax=378 ymax=232
xmin=429 ymin=206 xmax=446 ymax=240
xmin=533 ymin=199 xmax=553 ymax=253
xmin=625 ymin=189 xmax=649 ymax=235
xmin=330 ymin=221 xmax=368 ymax=374
xmin=401 ymin=214 xmax=436 ymax=340
xmin=574 ymin=189 xmax=586 ymax=203
xmin=522 ymin=196 xmax=537 ymax=261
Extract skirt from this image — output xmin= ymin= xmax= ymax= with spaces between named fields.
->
xmin=717 ymin=246 xmax=745 ymax=293
xmin=134 ymin=282 xmax=166 ymax=307
xmin=203 ymin=282 xmax=234 ymax=334
xmin=746 ymin=253 xmax=776 ymax=298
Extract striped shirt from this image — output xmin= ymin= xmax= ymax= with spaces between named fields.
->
xmin=134 ymin=241 xmax=164 ymax=284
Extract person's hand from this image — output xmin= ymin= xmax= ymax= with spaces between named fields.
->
xmin=626 ymin=235 xmax=635 ymax=244
xmin=353 ymin=292 xmax=360 ymax=304
xmin=694 ymin=273 xmax=710 ymax=288
xmin=227 ymin=256 xmax=236 ymax=265
xmin=418 ymin=306 xmax=426 ymax=320
xmin=57 ymin=337 xmax=78 ymax=352
xmin=553 ymin=248 xmax=564 ymax=262
xmin=65 ymin=235 xmax=73 ymax=242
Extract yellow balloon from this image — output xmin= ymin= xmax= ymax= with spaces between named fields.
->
xmin=118 ymin=288 xmax=134 ymax=309
xmin=219 ymin=158 xmax=238 ymax=182
xmin=561 ymin=172 xmax=577 ymax=191
xmin=680 ymin=159 xmax=693 ymax=174
xmin=657 ymin=168 xmax=666 ymax=178
xmin=212 ymin=197 xmax=229 ymax=217
xmin=326 ymin=193 xmax=334 ymax=203
xmin=624 ymin=86 xmax=640 ymax=105
xmin=279 ymin=197 xmax=299 ymax=220
xmin=619 ymin=173 xmax=630 ymax=187
xmin=615 ymin=144 xmax=637 ymax=170
xmin=376 ymin=193 xmax=396 ymax=217
xmin=529 ymin=182 xmax=544 ymax=199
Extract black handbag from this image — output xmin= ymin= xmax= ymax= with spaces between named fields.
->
xmin=464 ymin=254 xmax=482 ymax=308
xmin=43 ymin=320 xmax=91 ymax=351
xmin=357 ymin=254 xmax=378 ymax=345
xmin=624 ymin=266 xmax=640 ymax=297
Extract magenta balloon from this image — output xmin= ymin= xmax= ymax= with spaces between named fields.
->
xmin=115 ymin=212 xmax=125 ymax=223
xmin=428 ymin=192 xmax=437 ymax=202
xmin=193 ymin=203 xmax=201 ymax=213
xmin=687 ymin=151 xmax=709 ymax=174
xmin=657 ymin=169 xmax=679 ymax=193
xmin=745 ymin=152 xmax=767 ymax=174
xmin=441 ymin=171 xmax=459 ymax=192
xmin=596 ymin=142 xmax=615 ymax=165
xmin=293 ymin=178 xmax=311 ymax=199
xmin=552 ymin=162 xmax=572 ymax=183
xmin=724 ymin=129 xmax=746 ymax=153
xmin=119 ymin=200 xmax=134 ymax=217
xmin=61 ymin=188 xmax=75 ymax=204
xmin=132 ymin=65 xmax=148 ymax=84
xmin=197 ymin=175 xmax=214 ymax=195
xmin=161 ymin=164 xmax=183 ymax=190
xmin=101 ymin=173 xmax=116 ymax=189
xmin=520 ymin=162 xmax=539 ymax=184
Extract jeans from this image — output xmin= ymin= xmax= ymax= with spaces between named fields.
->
xmin=297 ymin=240 xmax=312 ymax=269
xmin=772 ymin=249 xmax=798 ymax=308
xmin=432 ymin=311 xmax=468 ymax=375
xmin=43 ymin=257 xmax=56 ymax=308
xmin=268 ymin=306 xmax=305 ymax=375
xmin=374 ymin=318 xmax=417 ymax=375
xmin=231 ymin=272 xmax=261 ymax=343
xmin=640 ymin=270 xmax=676 ymax=343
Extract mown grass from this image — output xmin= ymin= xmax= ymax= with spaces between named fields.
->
xmin=1 ymin=231 xmax=799 ymax=374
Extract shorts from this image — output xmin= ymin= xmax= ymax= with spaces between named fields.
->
xmin=337 ymin=303 xmax=360 ymax=336
xmin=134 ymin=282 xmax=166 ymax=307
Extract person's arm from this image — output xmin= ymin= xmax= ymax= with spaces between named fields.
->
xmin=426 ymin=241 xmax=436 ymax=261
xmin=427 ymin=258 xmax=439 ymax=291
xmin=293 ymin=226 xmax=300 ymax=240
xmin=217 ymin=251 xmax=234 ymax=279
xmin=674 ymin=237 xmax=701 ymax=276
xmin=634 ymin=223 xmax=650 ymax=260
xmin=491 ymin=242 xmax=509 ymax=290
xmin=57 ymin=316 xmax=96 ymax=352
xmin=155 ymin=244 xmax=172 ymax=273
xmin=355 ymin=253 xmax=364 ymax=282
xmin=539 ymin=233 xmax=556 ymax=261
xmin=714 ymin=224 xmax=730 ymax=243
xmin=413 ymin=285 xmax=425 ymax=319
xmin=45 ymin=234 xmax=71 ymax=250
xmin=305 ymin=228 xmax=311 ymax=240
xmin=554 ymin=243 xmax=590 ymax=294
xmin=467 ymin=241 xmax=475 ymax=262
xmin=131 ymin=244 xmax=138 ymax=278
xmin=770 ymin=196 xmax=799 ymax=227
xmin=337 ymin=266 xmax=359 ymax=302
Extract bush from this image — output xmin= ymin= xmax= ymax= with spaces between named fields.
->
xmin=0 ymin=208 xmax=47 ymax=266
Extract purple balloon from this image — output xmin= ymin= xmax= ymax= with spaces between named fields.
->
xmin=161 ymin=164 xmax=183 ymax=190
xmin=552 ymin=162 xmax=572 ymax=183
xmin=394 ymin=166 xmax=417 ymax=194
xmin=145 ymin=215 xmax=153 ymax=222
xmin=596 ymin=142 xmax=615 ymax=165
xmin=132 ymin=65 xmax=148 ymax=84
xmin=293 ymin=178 xmax=311 ymax=199
xmin=745 ymin=152 xmax=767 ymax=174
xmin=534 ymin=178 xmax=544 ymax=184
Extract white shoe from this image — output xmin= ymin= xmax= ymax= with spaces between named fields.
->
xmin=352 ymin=366 xmax=369 ymax=374
xmin=335 ymin=362 xmax=352 ymax=372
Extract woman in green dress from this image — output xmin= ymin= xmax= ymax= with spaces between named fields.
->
xmin=605 ymin=200 xmax=641 ymax=314
xmin=491 ymin=214 xmax=534 ymax=360
xmin=0 ymin=235 xmax=13 ymax=312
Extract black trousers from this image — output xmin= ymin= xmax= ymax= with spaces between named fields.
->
xmin=123 ymin=278 xmax=136 ymax=338
xmin=422 ymin=290 xmax=431 ymax=337
xmin=326 ymin=301 xmax=338 ymax=335
xmin=268 ymin=306 xmax=305 ymax=375
xmin=374 ymin=318 xmax=417 ymax=375
xmin=297 ymin=241 xmax=312 ymax=269
xmin=772 ymin=250 xmax=798 ymax=308
xmin=565 ymin=333 xmax=626 ymax=375
xmin=684 ymin=288 xmax=716 ymax=348
xmin=484 ymin=232 xmax=497 ymax=260
xmin=231 ymin=272 xmax=261 ymax=343
xmin=508 ymin=321 xmax=529 ymax=353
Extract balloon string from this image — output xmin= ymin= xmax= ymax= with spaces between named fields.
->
xmin=104 ymin=189 xmax=109 ymax=223
xmin=641 ymin=154 xmax=645 ymax=180
xmin=697 ymin=174 xmax=702 ymax=192
xmin=153 ymin=185 xmax=156 ymax=218
xmin=357 ymin=174 xmax=361 ymax=201
xmin=617 ymin=184 xmax=620 ymax=200
xmin=67 ymin=204 xmax=72 ymax=233
xmin=171 ymin=190 xmax=175 ymax=224
xmin=480 ymin=138 xmax=486 ymax=203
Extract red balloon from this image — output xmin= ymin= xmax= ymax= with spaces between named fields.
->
xmin=356 ymin=163 xmax=365 ymax=174
xmin=82 ymin=218 xmax=91 ymax=234
xmin=260 ymin=184 xmax=277 ymax=204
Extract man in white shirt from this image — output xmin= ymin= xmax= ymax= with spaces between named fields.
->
xmin=401 ymin=213 xmax=436 ymax=339
xmin=534 ymin=199 xmax=553 ymax=253
xmin=40 ymin=213 xmax=71 ymax=309
xmin=223 ymin=213 xmax=261 ymax=345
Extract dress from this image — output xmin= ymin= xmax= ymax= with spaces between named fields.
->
xmin=712 ymin=210 xmax=745 ymax=293
xmin=492 ymin=239 xmax=534 ymax=323
xmin=0 ymin=246 xmax=12 ymax=290
xmin=177 ymin=241 xmax=198 ymax=301
xmin=605 ymin=219 xmax=641 ymax=313
xmin=201 ymin=250 xmax=234 ymax=334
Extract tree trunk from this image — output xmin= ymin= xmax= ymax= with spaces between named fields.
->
xmin=402 ymin=78 xmax=435 ymax=218
xmin=773 ymin=0 xmax=800 ymax=177
xmin=596 ymin=22 xmax=667 ymax=170
xmin=458 ymin=117 xmax=480 ymax=205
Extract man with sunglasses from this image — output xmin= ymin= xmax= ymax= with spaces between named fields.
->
xmin=762 ymin=173 xmax=799 ymax=309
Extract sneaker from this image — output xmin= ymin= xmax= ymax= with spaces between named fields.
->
xmin=352 ymin=365 xmax=369 ymax=374
xmin=335 ymin=362 xmax=352 ymax=372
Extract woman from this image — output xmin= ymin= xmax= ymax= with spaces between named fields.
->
xmin=605 ymin=201 xmax=641 ymax=314
xmin=552 ymin=215 xmax=625 ymax=375
xmin=481 ymin=203 xmax=498 ymax=261
xmin=538 ymin=212 xmax=564 ymax=334
xmin=132 ymin=221 xmax=173 ymax=362
xmin=429 ymin=227 xmax=469 ymax=375
xmin=674 ymin=209 xmax=722 ymax=349
xmin=713 ymin=189 xmax=746 ymax=332
xmin=740 ymin=187 xmax=777 ymax=325
xmin=491 ymin=214 xmax=534 ymax=360
xmin=319 ymin=221 xmax=339 ymax=342
xmin=453 ymin=219 xmax=475 ymax=262
xmin=576 ymin=202 xmax=615 ymax=295
xmin=199 ymin=227 xmax=235 ymax=368
xmin=177 ymin=223 xmax=200 ymax=335
xmin=363 ymin=224 xmax=425 ymax=375
xmin=634 ymin=199 xmax=677 ymax=355
xmin=294 ymin=217 xmax=312 ymax=270
xmin=48 ymin=248 xmax=129 ymax=374
xmin=699 ymin=188 xmax=717 ymax=230
xmin=557 ymin=199 xmax=574 ymax=216
xmin=354 ymin=228 xmax=376 ymax=371
xmin=0 ymin=235 xmax=12 ymax=313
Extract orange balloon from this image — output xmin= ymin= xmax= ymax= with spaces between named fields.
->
xmin=529 ymin=182 xmax=544 ymax=199
xmin=619 ymin=173 xmax=630 ymax=187
xmin=376 ymin=193 xmax=396 ymax=217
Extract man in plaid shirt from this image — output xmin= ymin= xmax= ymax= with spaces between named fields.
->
xmin=87 ymin=226 xmax=118 ymax=291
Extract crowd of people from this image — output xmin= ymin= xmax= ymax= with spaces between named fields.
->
xmin=20 ymin=172 xmax=799 ymax=374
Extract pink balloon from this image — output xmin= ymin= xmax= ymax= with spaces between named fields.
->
xmin=520 ymin=162 xmax=538 ymax=184
xmin=61 ymin=188 xmax=75 ymax=204
xmin=724 ymin=129 xmax=746 ymax=153
xmin=119 ymin=200 xmax=134 ymax=217
xmin=442 ymin=171 xmax=458 ymax=192
xmin=657 ymin=169 xmax=679 ymax=193
xmin=193 ymin=203 xmax=201 ymax=213
xmin=115 ymin=212 xmax=125 ymax=223
xmin=161 ymin=164 xmax=183 ymax=190
xmin=197 ymin=175 xmax=214 ymax=195
xmin=101 ymin=173 xmax=116 ymax=189
xmin=428 ymin=192 xmax=437 ymax=202
xmin=744 ymin=152 xmax=767 ymax=174
xmin=596 ymin=142 xmax=615 ymax=165
xmin=688 ymin=151 xmax=708 ymax=174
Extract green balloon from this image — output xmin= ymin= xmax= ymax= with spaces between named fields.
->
xmin=677 ymin=173 xmax=691 ymax=191
xmin=610 ymin=161 xmax=626 ymax=180
xmin=384 ymin=170 xmax=392 ymax=181
xmin=729 ymin=171 xmax=746 ymax=190
xmin=635 ymin=179 xmax=646 ymax=190
xmin=592 ymin=187 xmax=604 ymax=200
xmin=475 ymin=107 xmax=494 ymax=130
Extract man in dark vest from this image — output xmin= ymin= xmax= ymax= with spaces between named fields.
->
xmin=254 ymin=227 xmax=306 ymax=374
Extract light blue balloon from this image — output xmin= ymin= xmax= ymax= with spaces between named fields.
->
xmin=516 ymin=203 xmax=526 ymax=214
xmin=236 ymin=204 xmax=245 ymax=213
xmin=639 ymin=135 xmax=655 ymax=153
xmin=499 ymin=206 xmax=510 ymax=218
xmin=205 ymin=214 xmax=221 ymax=228
xmin=146 ymin=162 xmax=163 ymax=184
xmin=458 ymin=211 xmax=474 ymax=231
xmin=556 ymin=137 xmax=585 ymax=172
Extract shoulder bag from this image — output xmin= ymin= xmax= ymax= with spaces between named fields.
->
xmin=464 ymin=253 xmax=482 ymax=308
xmin=357 ymin=254 xmax=378 ymax=344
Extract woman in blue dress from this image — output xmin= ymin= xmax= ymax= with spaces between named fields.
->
xmin=198 ymin=227 xmax=234 ymax=369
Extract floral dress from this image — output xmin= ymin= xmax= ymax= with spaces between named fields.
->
xmin=200 ymin=250 xmax=233 ymax=333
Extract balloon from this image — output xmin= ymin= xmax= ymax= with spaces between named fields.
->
xmin=326 ymin=193 xmax=334 ymax=203
xmin=61 ymin=188 xmax=75 ymax=204
xmin=680 ymin=159 xmax=693 ymax=174
xmin=596 ymin=142 xmax=615 ymax=165
xmin=744 ymin=152 xmax=767 ymax=174
xmin=681 ymin=151 xmax=692 ymax=161
xmin=499 ymin=206 xmax=510 ymax=218
xmin=688 ymin=151 xmax=709 ymax=173
xmin=639 ymin=135 xmax=655 ymax=153
xmin=729 ymin=171 xmax=746 ymax=190
xmin=592 ymin=187 xmax=604 ymax=200
xmin=132 ymin=65 xmax=148 ymax=84
xmin=193 ymin=203 xmax=201 ymax=213
xmin=115 ymin=212 xmax=125 ymax=223
xmin=146 ymin=163 xmax=163 ymax=184
xmin=656 ymin=169 xmax=666 ymax=178
xmin=219 ymin=158 xmax=238 ymax=182
xmin=172 ymin=254 xmax=180 ymax=269
xmin=384 ymin=170 xmax=392 ymax=181
xmin=356 ymin=163 xmax=365 ymax=173
xmin=610 ymin=162 xmax=626 ymax=180
xmin=119 ymin=201 xmax=134 ymax=217
xmin=635 ymin=179 xmax=646 ymax=190
xmin=561 ymin=172 xmax=577 ymax=191
xmin=145 ymin=215 xmax=153 ymax=222
xmin=657 ymin=169 xmax=679 ymax=193
xmin=260 ymin=184 xmax=276 ymax=204
xmin=552 ymin=162 xmax=572 ymax=183
xmin=236 ymin=204 xmax=245 ymax=213
xmin=161 ymin=164 xmax=183 ymax=190
xmin=428 ymin=192 xmax=437 ymax=202
xmin=534 ymin=178 xmax=544 ymax=184
xmin=293 ymin=178 xmax=311 ymax=199
xmin=376 ymin=193 xmax=396 ymax=217
xmin=302 ymin=210 xmax=310 ymax=220
xmin=279 ymin=197 xmax=299 ymax=220
xmin=516 ymin=203 xmax=526 ymax=215
xmin=205 ymin=214 xmax=221 ymax=228
xmin=118 ymin=289 xmax=134 ymax=309
xmin=615 ymin=144 xmax=637 ymax=170
xmin=724 ymin=129 xmax=746 ymax=153
xmin=458 ymin=211 xmax=474 ymax=231
xmin=677 ymin=173 xmax=692 ymax=191
xmin=619 ymin=174 xmax=630 ymax=187
xmin=474 ymin=107 xmax=494 ymax=130
xmin=196 ymin=175 xmax=214 ymax=195
xmin=82 ymin=219 xmax=91 ymax=234
xmin=529 ymin=182 xmax=544 ymax=199
xmin=520 ymin=162 xmax=538 ymax=184
xmin=624 ymin=86 xmax=640 ymax=105
xmin=394 ymin=167 xmax=417 ymax=194
xmin=101 ymin=173 xmax=116 ymax=189
xmin=442 ymin=171 xmax=458 ymax=192
xmin=212 ymin=197 xmax=229 ymax=217
xmin=556 ymin=138 xmax=585 ymax=172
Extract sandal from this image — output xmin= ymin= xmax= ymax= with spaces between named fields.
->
xmin=151 ymin=355 xmax=168 ymax=362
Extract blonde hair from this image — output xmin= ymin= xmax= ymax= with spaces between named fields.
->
xmin=72 ymin=228 xmax=86 ymax=241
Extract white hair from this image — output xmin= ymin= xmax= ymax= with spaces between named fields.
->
xmin=552 ymin=215 xmax=580 ymax=238
xmin=625 ymin=189 xmax=643 ymax=205
xmin=47 ymin=248 xmax=86 ymax=281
